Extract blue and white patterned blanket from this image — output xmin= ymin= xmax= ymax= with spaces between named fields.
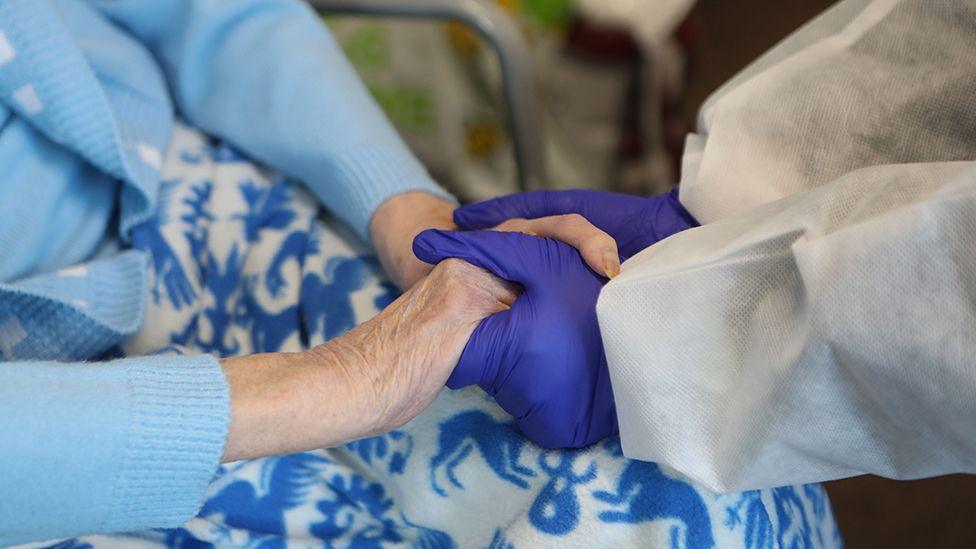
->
xmin=33 ymin=124 xmax=842 ymax=549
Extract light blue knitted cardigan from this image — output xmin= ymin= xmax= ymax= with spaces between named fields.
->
xmin=0 ymin=0 xmax=450 ymax=544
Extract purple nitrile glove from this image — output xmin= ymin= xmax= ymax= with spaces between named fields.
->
xmin=453 ymin=188 xmax=699 ymax=261
xmin=413 ymin=229 xmax=617 ymax=449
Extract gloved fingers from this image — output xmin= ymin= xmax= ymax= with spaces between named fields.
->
xmin=447 ymin=308 xmax=514 ymax=390
xmin=413 ymin=228 xmax=554 ymax=285
xmin=493 ymin=215 xmax=620 ymax=278
xmin=453 ymin=190 xmax=566 ymax=229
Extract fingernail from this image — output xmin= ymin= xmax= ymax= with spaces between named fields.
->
xmin=603 ymin=250 xmax=621 ymax=279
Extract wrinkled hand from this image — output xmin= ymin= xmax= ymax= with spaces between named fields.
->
xmin=370 ymin=192 xmax=457 ymax=289
xmin=326 ymin=257 xmax=518 ymax=437
xmin=454 ymin=188 xmax=699 ymax=263
xmin=414 ymin=229 xmax=618 ymax=449
xmin=221 ymin=257 xmax=516 ymax=462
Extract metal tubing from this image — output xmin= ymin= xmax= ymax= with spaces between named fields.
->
xmin=309 ymin=0 xmax=546 ymax=191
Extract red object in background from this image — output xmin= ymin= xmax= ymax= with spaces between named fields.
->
xmin=564 ymin=17 xmax=640 ymax=60
xmin=563 ymin=18 xmax=645 ymax=166
xmin=562 ymin=13 xmax=697 ymax=181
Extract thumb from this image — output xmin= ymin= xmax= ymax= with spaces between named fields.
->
xmin=447 ymin=308 xmax=515 ymax=390
xmin=413 ymin=229 xmax=548 ymax=285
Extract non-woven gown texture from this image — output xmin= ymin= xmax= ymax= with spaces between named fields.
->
xmin=599 ymin=0 xmax=976 ymax=492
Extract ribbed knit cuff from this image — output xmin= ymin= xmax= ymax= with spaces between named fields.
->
xmin=4 ymin=251 xmax=149 ymax=361
xmin=102 ymin=353 xmax=229 ymax=532
xmin=327 ymin=144 xmax=456 ymax=244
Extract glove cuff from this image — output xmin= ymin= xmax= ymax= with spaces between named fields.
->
xmin=648 ymin=187 xmax=699 ymax=241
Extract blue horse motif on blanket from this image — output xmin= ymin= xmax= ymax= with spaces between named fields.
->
xmin=594 ymin=460 xmax=715 ymax=549
xmin=429 ymin=410 xmax=535 ymax=496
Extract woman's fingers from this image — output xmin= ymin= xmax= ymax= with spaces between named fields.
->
xmin=493 ymin=214 xmax=620 ymax=278
xmin=453 ymin=190 xmax=562 ymax=229
xmin=436 ymin=258 xmax=519 ymax=313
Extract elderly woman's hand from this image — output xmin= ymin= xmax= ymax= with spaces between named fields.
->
xmin=324 ymin=257 xmax=518 ymax=436
xmin=220 ymin=258 xmax=516 ymax=462
xmin=370 ymin=192 xmax=458 ymax=289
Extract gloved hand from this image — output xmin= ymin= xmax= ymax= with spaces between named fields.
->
xmin=453 ymin=188 xmax=699 ymax=261
xmin=413 ymin=229 xmax=617 ymax=449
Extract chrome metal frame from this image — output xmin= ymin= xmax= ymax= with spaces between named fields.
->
xmin=310 ymin=0 xmax=546 ymax=191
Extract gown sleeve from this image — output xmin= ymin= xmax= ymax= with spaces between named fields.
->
xmin=599 ymin=0 xmax=976 ymax=492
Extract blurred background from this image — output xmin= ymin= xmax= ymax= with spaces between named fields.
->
xmin=321 ymin=1 xmax=976 ymax=546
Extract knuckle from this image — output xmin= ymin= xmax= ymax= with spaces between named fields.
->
xmin=430 ymin=259 xmax=506 ymax=314
xmin=438 ymin=257 xmax=467 ymax=277
xmin=554 ymin=214 xmax=589 ymax=238
xmin=437 ymin=260 xmax=476 ymax=294
xmin=560 ymin=213 xmax=586 ymax=226
xmin=583 ymin=233 xmax=614 ymax=249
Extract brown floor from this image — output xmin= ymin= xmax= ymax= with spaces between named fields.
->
xmin=682 ymin=1 xmax=976 ymax=547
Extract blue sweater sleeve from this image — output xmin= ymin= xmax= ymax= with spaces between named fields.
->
xmin=90 ymin=0 xmax=454 ymax=242
xmin=0 ymin=354 xmax=229 ymax=546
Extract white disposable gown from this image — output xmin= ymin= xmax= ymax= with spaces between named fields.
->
xmin=598 ymin=0 xmax=976 ymax=492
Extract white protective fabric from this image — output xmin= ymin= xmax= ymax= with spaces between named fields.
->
xmin=598 ymin=0 xmax=976 ymax=493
